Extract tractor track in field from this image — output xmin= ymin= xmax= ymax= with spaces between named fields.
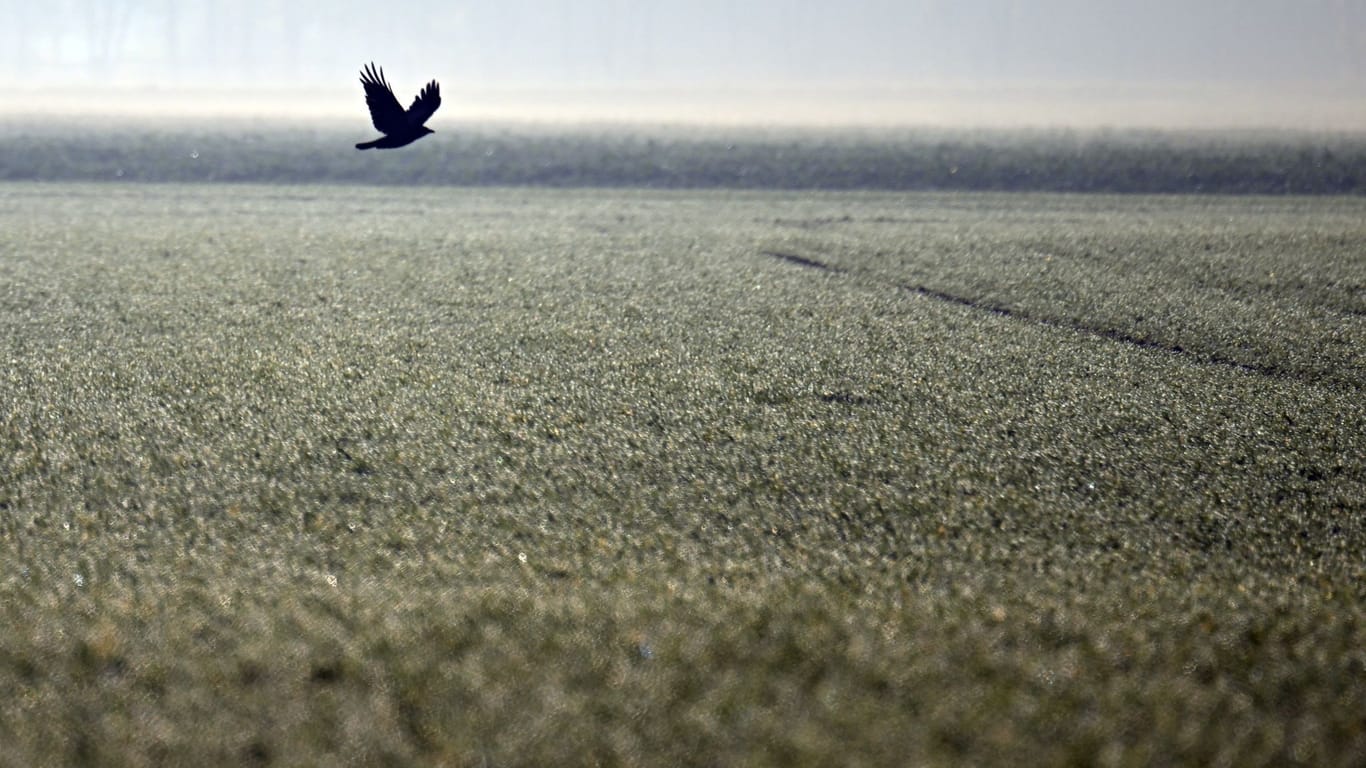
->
xmin=763 ymin=249 xmax=1338 ymax=388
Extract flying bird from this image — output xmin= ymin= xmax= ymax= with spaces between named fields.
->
xmin=355 ymin=62 xmax=441 ymax=150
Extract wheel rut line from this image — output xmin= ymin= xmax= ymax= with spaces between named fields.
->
xmin=761 ymin=250 xmax=846 ymax=274
xmin=765 ymin=248 xmax=1346 ymax=389
xmin=898 ymin=282 xmax=1280 ymax=379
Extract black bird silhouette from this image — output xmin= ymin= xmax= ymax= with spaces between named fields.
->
xmin=355 ymin=63 xmax=441 ymax=150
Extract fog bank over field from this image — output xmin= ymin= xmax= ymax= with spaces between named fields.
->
xmin=5 ymin=82 xmax=1366 ymax=131
xmin=2 ymin=1 xmax=1364 ymax=128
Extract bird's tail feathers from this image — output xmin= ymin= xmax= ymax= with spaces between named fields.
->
xmin=355 ymin=139 xmax=380 ymax=150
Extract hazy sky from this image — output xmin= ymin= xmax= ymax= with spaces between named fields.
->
xmin=3 ymin=0 xmax=1364 ymax=127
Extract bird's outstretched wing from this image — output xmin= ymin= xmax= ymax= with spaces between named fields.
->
xmin=406 ymin=80 xmax=441 ymax=127
xmin=360 ymin=63 xmax=406 ymax=135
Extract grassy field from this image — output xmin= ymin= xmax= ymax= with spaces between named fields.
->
xmin=1 ymin=181 xmax=1363 ymax=766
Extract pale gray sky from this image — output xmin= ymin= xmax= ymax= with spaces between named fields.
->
xmin=3 ymin=0 xmax=1364 ymax=128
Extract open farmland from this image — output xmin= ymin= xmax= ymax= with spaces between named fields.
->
xmin=0 ymin=179 xmax=1363 ymax=766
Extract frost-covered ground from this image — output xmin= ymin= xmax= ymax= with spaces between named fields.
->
xmin=1 ymin=182 xmax=1362 ymax=765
